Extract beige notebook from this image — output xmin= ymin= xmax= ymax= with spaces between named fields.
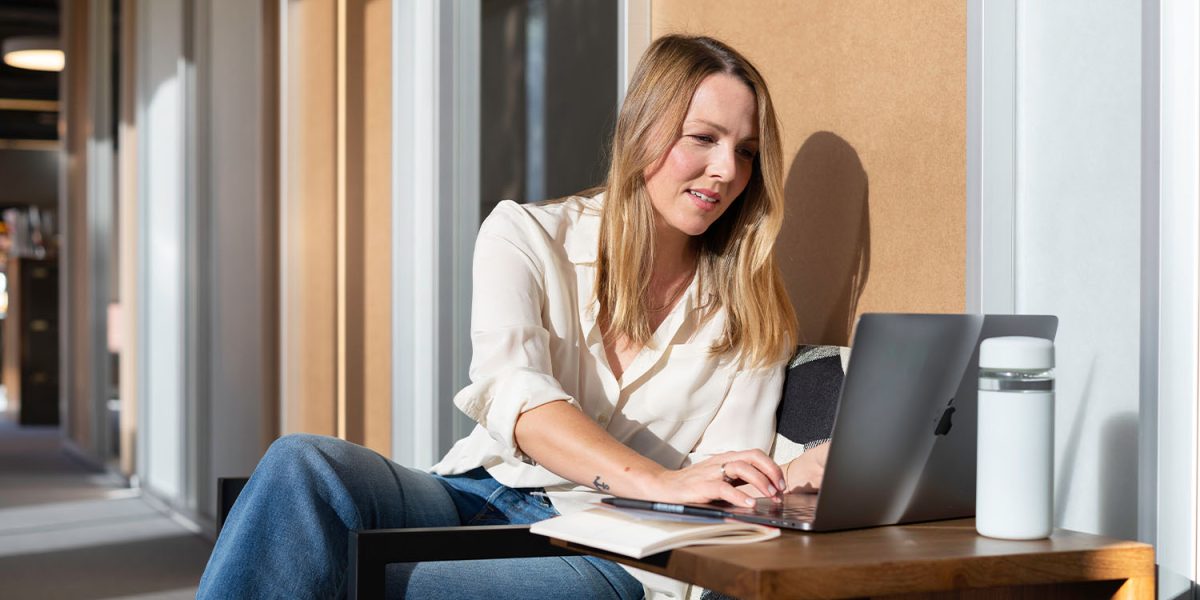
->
xmin=530 ymin=506 xmax=780 ymax=559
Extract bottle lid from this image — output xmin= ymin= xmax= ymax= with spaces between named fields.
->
xmin=979 ymin=336 xmax=1054 ymax=370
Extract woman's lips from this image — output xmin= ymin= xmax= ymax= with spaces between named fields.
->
xmin=687 ymin=189 xmax=720 ymax=212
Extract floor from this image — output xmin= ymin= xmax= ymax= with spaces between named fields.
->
xmin=0 ymin=404 xmax=214 ymax=600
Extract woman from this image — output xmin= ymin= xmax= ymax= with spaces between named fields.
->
xmin=198 ymin=34 xmax=825 ymax=599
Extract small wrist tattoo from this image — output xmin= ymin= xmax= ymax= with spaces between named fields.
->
xmin=593 ymin=476 xmax=610 ymax=491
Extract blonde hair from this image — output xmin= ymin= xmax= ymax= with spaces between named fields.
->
xmin=595 ymin=34 xmax=797 ymax=368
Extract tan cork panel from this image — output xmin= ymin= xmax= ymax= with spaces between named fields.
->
xmin=653 ymin=0 xmax=967 ymax=345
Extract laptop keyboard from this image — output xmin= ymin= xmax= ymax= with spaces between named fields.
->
xmin=745 ymin=496 xmax=818 ymax=521
xmin=757 ymin=502 xmax=816 ymax=520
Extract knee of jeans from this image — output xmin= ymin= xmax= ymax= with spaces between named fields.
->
xmin=263 ymin=433 xmax=335 ymax=468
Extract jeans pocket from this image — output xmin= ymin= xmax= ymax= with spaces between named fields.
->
xmin=504 ymin=491 xmax=558 ymax=525
xmin=467 ymin=487 xmax=557 ymax=526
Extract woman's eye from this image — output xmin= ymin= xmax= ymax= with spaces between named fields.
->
xmin=737 ymin=147 xmax=758 ymax=160
xmin=689 ymin=134 xmax=715 ymax=144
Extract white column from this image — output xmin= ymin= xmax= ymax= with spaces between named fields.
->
xmin=136 ymin=0 xmax=187 ymax=500
xmin=966 ymin=0 xmax=1017 ymax=315
xmin=203 ymin=0 xmax=273 ymax=524
xmin=617 ymin=0 xmax=650 ymax=103
xmin=1154 ymin=0 xmax=1200 ymax=596
xmin=392 ymin=0 xmax=480 ymax=468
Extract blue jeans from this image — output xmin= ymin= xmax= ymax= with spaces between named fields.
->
xmin=198 ymin=434 xmax=643 ymax=599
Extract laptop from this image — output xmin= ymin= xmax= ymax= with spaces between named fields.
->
xmin=603 ymin=313 xmax=1058 ymax=532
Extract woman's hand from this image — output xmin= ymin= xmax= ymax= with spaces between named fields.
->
xmin=649 ymin=449 xmax=786 ymax=507
xmin=782 ymin=442 xmax=829 ymax=494
xmin=514 ymin=401 xmax=787 ymax=506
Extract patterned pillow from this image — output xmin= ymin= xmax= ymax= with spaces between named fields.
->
xmin=770 ymin=345 xmax=848 ymax=464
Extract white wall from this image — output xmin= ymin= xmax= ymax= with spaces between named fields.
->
xmin=975 ymin=0 xmax=1143 ymax=540
xmin=990 ymin=2 xmax=1200 ymax=597
xmin=1012 ymin=0 xmax=1143 ymax=540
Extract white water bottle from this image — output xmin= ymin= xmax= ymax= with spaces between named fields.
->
xmin=976 ymin=336 xmax=1055 ymax=540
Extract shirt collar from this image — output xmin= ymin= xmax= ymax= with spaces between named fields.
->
xmin=618 ymin=272 xmax=702 ymax=388
xmin=565 ymin=193 xmax=603 ymax=265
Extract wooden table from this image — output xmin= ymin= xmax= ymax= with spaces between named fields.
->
xmin=554 ymin=518 xmax=1155 ymax=599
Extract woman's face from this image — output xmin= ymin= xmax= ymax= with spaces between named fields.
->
xmin=643 ymin=73 xmax=759 ymax=242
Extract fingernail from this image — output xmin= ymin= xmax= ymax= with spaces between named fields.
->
xmin=744 ymin=498 xmax=756 ymax=507
xmin=767 ymin=485 xmax=777 ymax=495
xmin=778 ymin=479 xmax=786 ymax=490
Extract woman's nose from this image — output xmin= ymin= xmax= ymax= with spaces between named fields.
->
xmin=707 ymin=146 xmax=739 ymax=180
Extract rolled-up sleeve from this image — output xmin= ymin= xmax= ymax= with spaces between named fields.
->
xmin=684 ymin=363 xmax=784 ymax=465
xmin=452 ymin=210 xmax=578 ymax=457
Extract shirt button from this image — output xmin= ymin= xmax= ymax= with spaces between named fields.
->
xmin=597 ymin=414 xmax=609 ymax=426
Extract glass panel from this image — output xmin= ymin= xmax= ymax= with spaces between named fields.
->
xmin=480 ymin=0 xmax=616 ymax=218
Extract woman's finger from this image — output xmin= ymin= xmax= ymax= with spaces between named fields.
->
xmin=717 ymin=478 xmax=758 ymax=507
xmin=718 ymin=462 xmax=733 ymax=482
xmin=721 ymin=459 xmax=778 ymax=498
xmin=724 ymin=449 xmax=786 ymax=491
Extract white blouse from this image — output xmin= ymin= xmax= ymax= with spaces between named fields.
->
xmin=431 ymin=194 xmax=785 ymax=515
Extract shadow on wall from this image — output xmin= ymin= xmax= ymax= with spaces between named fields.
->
xmin=1101 ymin=411 xmax=1137 ymax=540
xmin=1054 ymin=357 xmax=1094 ymax=530
xmin=776 ymin=131 xmax=870 ymax=346
xmin=1054 ymin=358 xmax=1137 ymax=540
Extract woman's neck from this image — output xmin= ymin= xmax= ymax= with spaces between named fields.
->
xmin=652 ymin=223 xmax=699 ymax=281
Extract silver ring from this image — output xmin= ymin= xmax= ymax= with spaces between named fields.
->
xmin=720 ymin=463 xmax=731 ymax=482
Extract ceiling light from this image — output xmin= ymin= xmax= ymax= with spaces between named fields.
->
xmin=3 ymin=37 xmax=64 ymax=72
